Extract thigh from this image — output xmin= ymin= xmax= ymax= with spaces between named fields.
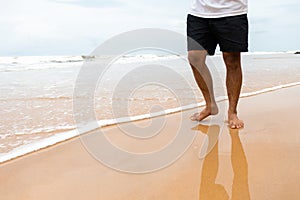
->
xmin=187 ymin=14 xmax=218 ymax=55
xmin=211 ymin=14 xmax=249 ymax=53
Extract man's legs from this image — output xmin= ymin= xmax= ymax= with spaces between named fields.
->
xmin=188 ymin=50 xmax=218 ymax=121
xmin=223 ymin=52 xmax=244 ymax=129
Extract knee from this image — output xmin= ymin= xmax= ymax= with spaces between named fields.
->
xmin=223 ymin=52 xmax=241 ymax=70
xmin=188 ymin=50 xmax=207 ymax=67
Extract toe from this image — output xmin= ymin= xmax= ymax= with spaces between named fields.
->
xmin=234 ymin=121 xmax=244 ymax=129
xmin=230 ymin=122 xmax=236 ymax=129
xmin=190 ymin=113 xmax=199 ymax=121
xmin=239 ymin=121 xmax=244 ymax=128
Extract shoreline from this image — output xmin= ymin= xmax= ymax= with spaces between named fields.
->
xmin=1 ymin=82 xmax=300 ymax=164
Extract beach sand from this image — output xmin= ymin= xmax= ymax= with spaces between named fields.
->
xmin=0 ymin=86 xmax=300 ymax=200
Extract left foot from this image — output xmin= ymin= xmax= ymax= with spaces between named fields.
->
xmin=228 ymin=113 xmax=244 ymax=129
xmin=190 ymin=105 xmax=219 ymax=121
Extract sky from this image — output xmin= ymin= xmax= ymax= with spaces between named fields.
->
xmin=0 ymin=0 xmax=299 ymax=56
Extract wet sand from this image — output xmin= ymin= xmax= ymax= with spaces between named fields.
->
xmin=0 ymin=86 xmax=300 ymax=200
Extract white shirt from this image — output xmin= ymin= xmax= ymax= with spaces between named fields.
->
xmin=189 ymin=0 xmax=248 ymax=18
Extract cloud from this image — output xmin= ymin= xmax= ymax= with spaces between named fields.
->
xmin=0 ymin=0 xmax=299 ymax=56
xmin=0 ymin=0 xmax=190 ymax=56
xmin=248 ymin=0 xmax=300 ymax=51
xmin=52 ymin=0 xmax=124 ymax=8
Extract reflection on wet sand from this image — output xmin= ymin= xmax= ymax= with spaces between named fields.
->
xmin=192 ymin=124 xmax=250 ymax=200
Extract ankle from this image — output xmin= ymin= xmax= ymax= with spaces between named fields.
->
xmin=206 ymin=101 xmax=217 ymax=108
xmin=228 ymin=110 xmax=237 ymax=115
xmin=205 ymin=104 xmax=218 ymax=114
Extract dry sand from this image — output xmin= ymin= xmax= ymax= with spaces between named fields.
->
xmin=0 ymin=86 xmax=300 ymax=200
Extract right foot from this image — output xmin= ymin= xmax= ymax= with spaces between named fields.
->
xmin=228 ymin=113 xmax=244 ymax=129
xmin=190 ymin=105 xmax=219 ymax=121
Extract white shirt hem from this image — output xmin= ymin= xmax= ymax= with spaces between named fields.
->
xmin=188 ymin=9 xmax=248 ymax=18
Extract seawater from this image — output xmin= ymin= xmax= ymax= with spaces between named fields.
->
xmin=0 ymin=52 xmax=299 ymax=162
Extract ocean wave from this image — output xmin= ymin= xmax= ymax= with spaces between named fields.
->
xmin=0 ymin=96 xmax=73 ymax=101
xmin=0 ymin=54 xmax=182 ymax=72
xmin=1 ymin=82 xmax=300 ymax=163
xmin=1 ymin=51 xmax=298 ymax=65
xmin=2 ymin=52 xmax=298 ymax=72
xmin=14 ymin=125 xmax=76 ymax=136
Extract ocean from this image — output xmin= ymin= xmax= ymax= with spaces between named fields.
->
xmin=0 ymin=52 xmax=299 ymax=162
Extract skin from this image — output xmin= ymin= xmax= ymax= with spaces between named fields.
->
xmin=189 ymin=50 xmax=244 ymax=129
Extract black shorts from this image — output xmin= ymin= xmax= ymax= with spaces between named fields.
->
xmin=187 ymin=14 xmax=249 ymax=55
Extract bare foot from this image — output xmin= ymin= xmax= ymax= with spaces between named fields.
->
xmin=228 ymin=113 xmax=244 ymax=129
xmin=190 ymin=106 xmax=219 ymax=121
